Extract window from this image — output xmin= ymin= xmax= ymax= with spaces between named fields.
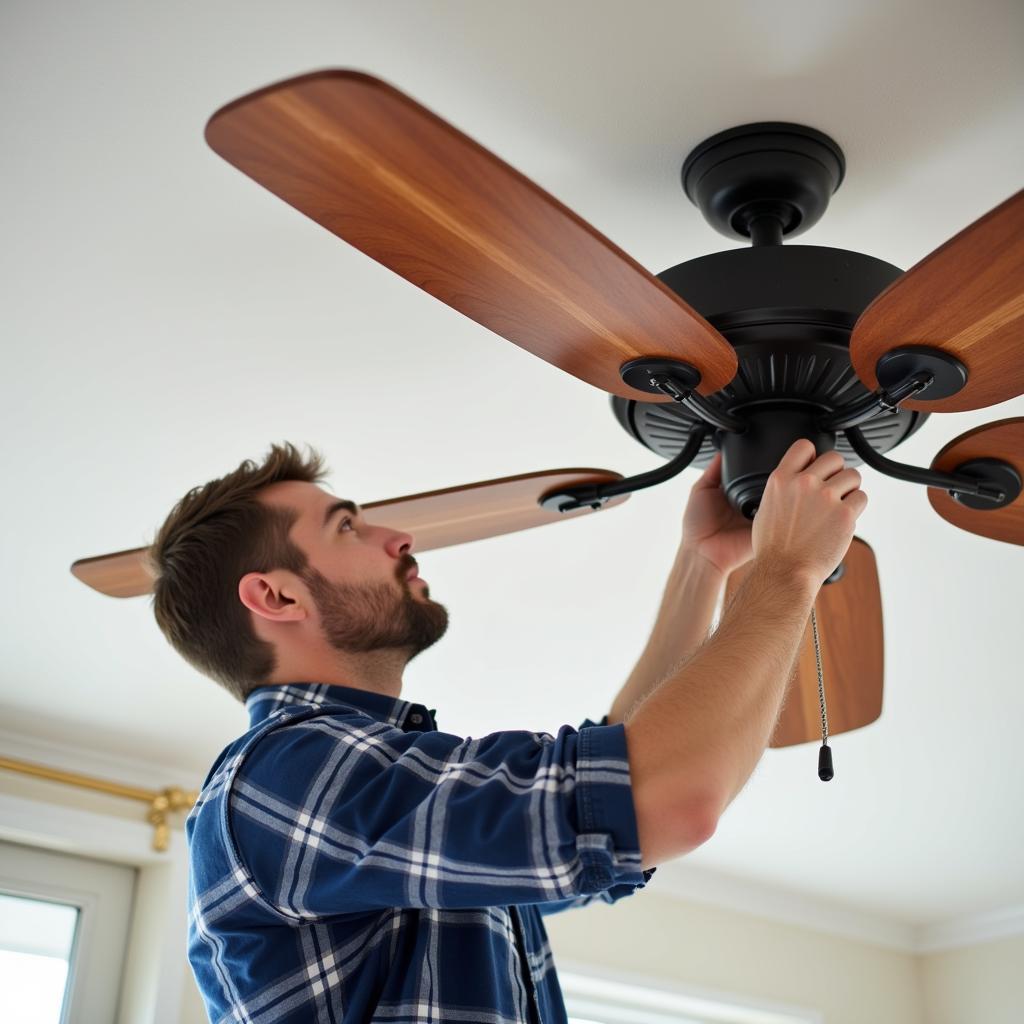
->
xmin=0 ymin=893 xmax=79 ymax=1024
xmin=0 ymin=841 xmax=136 ymax=1024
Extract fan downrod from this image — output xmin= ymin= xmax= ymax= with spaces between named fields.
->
xmin=682 ymin=122 xmax=845 ymax=243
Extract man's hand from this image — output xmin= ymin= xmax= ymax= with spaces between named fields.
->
xmin=680 ymin=452 xmax=753 ymax=577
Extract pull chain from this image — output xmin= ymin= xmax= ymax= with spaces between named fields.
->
xmin=810 ymin=605 xmax=833 ymax=781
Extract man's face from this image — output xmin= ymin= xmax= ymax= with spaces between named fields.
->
xmin=257 ymin=481 xmax=448 ymax=660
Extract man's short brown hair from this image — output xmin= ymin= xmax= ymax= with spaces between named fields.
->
xmin=149 ymin=442 xmax=327 ymax=702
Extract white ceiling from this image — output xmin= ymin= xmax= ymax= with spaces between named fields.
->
xmin=3 ymin=0 xmax=1023 ymax=929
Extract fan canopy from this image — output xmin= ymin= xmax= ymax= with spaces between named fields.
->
xmin=613 ymin=244 xmax=929 ymax=514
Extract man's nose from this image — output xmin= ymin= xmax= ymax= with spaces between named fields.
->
xmin=385 ymin=529 xmax=414 ymax=557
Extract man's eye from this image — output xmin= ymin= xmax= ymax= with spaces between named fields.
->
xmin=338 ymin=518 xmax=353 ymax=532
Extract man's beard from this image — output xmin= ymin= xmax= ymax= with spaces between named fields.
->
xmin=302 ymin=565 xmax=449 ymax=662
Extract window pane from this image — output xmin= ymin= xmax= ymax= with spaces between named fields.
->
xmin=0 ymin=893 xmax=79 ymax=1024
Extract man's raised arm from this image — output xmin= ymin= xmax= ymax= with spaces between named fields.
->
xmin=621 ymin=440 xmax=868 ymax=869
xmin=607 ymin=451 xmax=751 ymax=727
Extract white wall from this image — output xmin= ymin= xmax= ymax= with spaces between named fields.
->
xmin=920 ymin=936 xmax=1024 ymax=1024
xmin=544 ymin=890 xmax=1024 ymax=1024
xmin=544 ymin=892 xmax=923 ymax=1024
xmin=180 ymin=967 xmax=208 ymax=1024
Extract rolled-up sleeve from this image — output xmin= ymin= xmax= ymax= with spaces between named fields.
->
xmin=573 ymin=722 xmax=648 ymax=890
xmin=227 ymin=709 xmax=650 ymax=920
xmin=537 ymin=716 xmax=655 ymax=916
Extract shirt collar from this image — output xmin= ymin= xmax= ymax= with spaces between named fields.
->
xmin=245 ymin=682 xmax=438 ymax=734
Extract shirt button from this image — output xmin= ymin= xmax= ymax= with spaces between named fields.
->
xmin=409 ymin=713 xmax=423 ymax=725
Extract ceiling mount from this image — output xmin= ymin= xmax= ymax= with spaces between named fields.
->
xmin=682 ymin=122 xmax=846 ymax=243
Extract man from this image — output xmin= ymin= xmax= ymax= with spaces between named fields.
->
xmin=155 ymin=438 xmax=865 ymax=1023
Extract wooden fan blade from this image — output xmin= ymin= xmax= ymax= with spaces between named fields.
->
xmin=361 ymin=468 xmax=629 ymax=548
xmin=928 ymin=418 xmax=1024 ymax=546
xmin=850 ymin=189 xmax=1024 ymax=412
xmin=71 ymin=546 xmax=153 ymax=599
xmin=724 ymin=538 xmax=884 ymax=748
xmin=70 ymin=468 xmax=629 ymax=598
xmin=205 ymin=71 xmax=737 ymax=401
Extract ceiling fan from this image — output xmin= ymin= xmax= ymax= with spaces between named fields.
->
xmin=71 ymin=70 xmax=1024 ymax=752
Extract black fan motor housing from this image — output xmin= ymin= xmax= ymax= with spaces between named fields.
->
xmin=611 ymin=244 xmax=930 ymax=512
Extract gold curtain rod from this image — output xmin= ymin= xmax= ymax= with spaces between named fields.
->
xmin=0 ymin=755 xmax=198 ymax=853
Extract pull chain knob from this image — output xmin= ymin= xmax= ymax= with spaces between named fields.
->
xmin=818 ymin=743 xmax=834 ymax=782
xmin=810 ymin=604 xmax=833 ymax=781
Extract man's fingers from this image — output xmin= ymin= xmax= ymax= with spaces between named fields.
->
xmin=825 ymin=467 xmax=863 ymax=498
xmin=843 ymin=489 xmax=869 ymax=516
xmin=693 ymin=451 xmax=722 ymax=490
xmin=774 ymin=441 xmax=853 ymax=482
xmin=775 ymin=439 xmax=818 ymax=476
xmin=806 ymin=450 xmax=848 ymax=481
xmin=707 ymin=439 xmax=854 ymax=491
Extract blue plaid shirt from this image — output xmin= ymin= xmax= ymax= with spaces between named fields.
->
xmin=186 ymin=682 xmax=653 ymax=1023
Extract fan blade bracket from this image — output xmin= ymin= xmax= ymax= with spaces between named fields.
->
xmin=948 ymin=459 xmax=1022 ymax=510
xmin=874 ymin=347 xmax=968 ymax=401
xmin=620 ymin=357 xmax=702 ymax=397
xmin=819 ymin=368 xmax=935 ymax=432
xmin=539 ymin=422 xmax=712 ymax=513
xmin=620 ymin=358 xmax=747 ymax=434
xmin=538 ymin=484 xmax=609 ymax=515
xmin=820 ymin=348 xmax=968 ymax=433
xmin=846 ymin=426 xmax=1018 ymax=506
xmin=927 ymin=419 xmax=1024 ymax=545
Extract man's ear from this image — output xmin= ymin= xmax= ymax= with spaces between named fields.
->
xmin=238 ymin=572 xmax=309 ymax=624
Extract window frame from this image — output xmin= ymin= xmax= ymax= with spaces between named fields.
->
xmin=0 ymin=840 xmax=136 ymax=1024
xmin=0 ymin=786 xmax=191 ymax=1024
xmin=558 ymin=959 xmax=823 ymax=1024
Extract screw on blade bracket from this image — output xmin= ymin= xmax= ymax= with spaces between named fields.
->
xmin=875 ymin=347 xmax=968 ymax=401
xmin=620 ymin=358 xmax=746 ymax=434
xmin=949 ymin=459 xmax=1022 ymax=510
xmin=620 ymin=358 xmax=702 ymax=398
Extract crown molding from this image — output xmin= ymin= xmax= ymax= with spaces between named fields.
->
xmin=916 ymin=904 xmax=1024 ymax=953
xmin=652 ymin=861 xmax=919 ymax=952
xmin=651 ymin=861 xmax=1024 ymax=954
xmin=0 ymin=791 xmax=166 ymax=866
xmin=0 ymin=726 xmax=197 ymax=794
